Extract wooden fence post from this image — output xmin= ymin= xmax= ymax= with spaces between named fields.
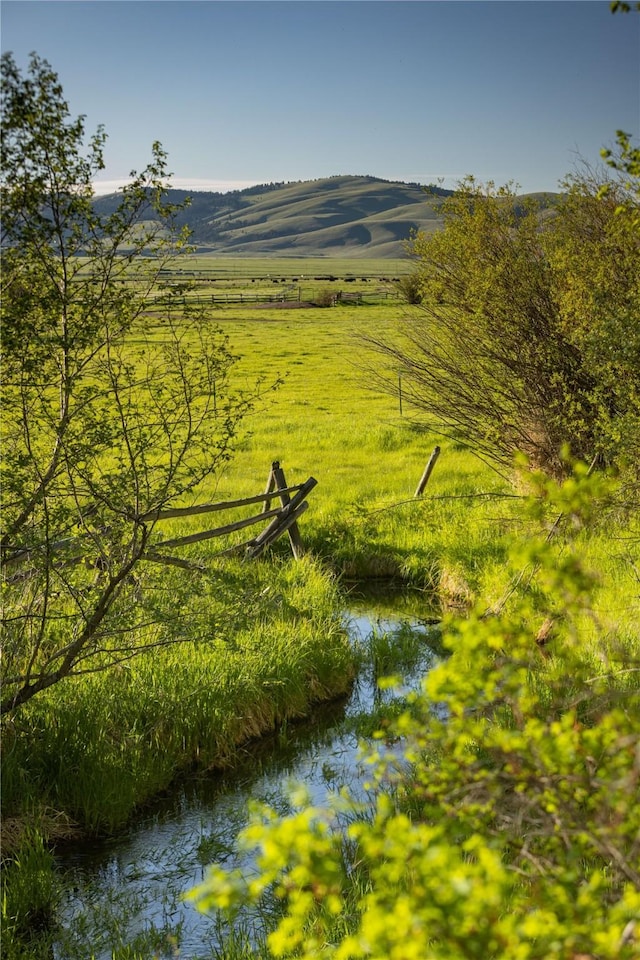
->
xmin=414 ymin=445 xmax=441 ymax=497
xmin=262 ymin=462 xmax=277 ymax=514
xmin=246 ymin=477 xmax=317 ymax=559
xmin=271 ymin=462 xmax=306 ymax=559
xmin=14 ymin=462 xmax=317 ymax=574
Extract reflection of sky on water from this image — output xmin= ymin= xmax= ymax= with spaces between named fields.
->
xmin=54 ymin=612 xmax=441 ymax=960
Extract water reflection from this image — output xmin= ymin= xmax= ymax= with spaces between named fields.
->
xmin=54 ymin=607 xmax=440 ymax=959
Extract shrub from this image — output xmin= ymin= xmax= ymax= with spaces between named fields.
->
xmin=186 ymin=468 xmax=640 ymax=959
xmin=314 ymin=288 xmax=337 ymax=307
xmin=362 ymin=164 xmax=640 ymax=481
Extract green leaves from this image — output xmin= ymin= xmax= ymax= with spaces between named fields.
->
xmin=363 ymin=164 xmax=639 ymax=482
xmin=0 ymin=55 xmax=254 ymax=714
xmin=186 ymin=471 xmax=640 ymax=958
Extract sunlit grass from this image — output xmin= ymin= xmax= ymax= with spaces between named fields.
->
xmin=3 ymin=278 xmax=638 ymax=960
xmin=142 ymin=296 xmax=636 ymax=622
xmin=1 ymin=557 xmax=356 ymax=833
xmin=186 ymin=303 xmax=518 ymax=602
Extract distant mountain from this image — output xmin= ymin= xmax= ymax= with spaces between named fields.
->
xmin=93 ymin=175 xmax=454 ymax=258
xmin=93 ymin=176 xmax=559 ymax=258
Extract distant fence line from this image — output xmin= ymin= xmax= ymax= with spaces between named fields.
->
xmin=152 ymin=289 xmax=399 ymax=306
xmin=156 ymin=272 xmax=403 ymax=283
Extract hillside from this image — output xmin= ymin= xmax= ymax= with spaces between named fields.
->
xmin=94 ymin=176 xmax=560 ymax=258
xmin=94 ymin=176 xmax=453 ymax=258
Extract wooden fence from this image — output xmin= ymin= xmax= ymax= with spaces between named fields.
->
xmin=2 ymin=463 xmax=316 ymax=580
xmin=157 ymin=289 xmax=398 ymax=306
xmin=146 ymin=461 xmax=315 ymax=564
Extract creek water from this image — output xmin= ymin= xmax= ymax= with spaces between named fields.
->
xmin=53 ymin=596 xmax=441 ymax=959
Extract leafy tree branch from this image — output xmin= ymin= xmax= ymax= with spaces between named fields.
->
xmin=1 ymin=53 xmax=262 ymax=715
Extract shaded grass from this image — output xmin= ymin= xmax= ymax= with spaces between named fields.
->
xmin=1 ymin=558 xmax=357 ymax=834
xmin=1 ymin=830 xmax=61 ymax=958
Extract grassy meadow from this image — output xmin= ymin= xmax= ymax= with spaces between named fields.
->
xmin=3 ymin=257 xmax=639 ymax=958
xmin=4 ymin=257 xmax=638 ymax=813
xmin=141 ymin=296 xmax=515 ymax=598
xmin=143 ymin=257 xmax=638 ymax=648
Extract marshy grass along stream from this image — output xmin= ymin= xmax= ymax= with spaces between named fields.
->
xmin=52 ymin=599 xmax=441 ymax=960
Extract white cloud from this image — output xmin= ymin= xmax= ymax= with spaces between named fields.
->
xmin=92 ymin=177 xmax=265 ymax=196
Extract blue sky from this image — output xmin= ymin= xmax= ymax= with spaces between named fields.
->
xmin=2 ymin=1 xmax=638 ymax=194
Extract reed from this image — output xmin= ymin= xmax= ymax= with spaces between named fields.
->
xmin=1 ymin=830 xmax=61 ymax=960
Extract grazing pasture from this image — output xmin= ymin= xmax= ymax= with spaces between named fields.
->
xmin=138 ymin=259 xmax=639 ymax=636
xmin=152 ymin=255 xmax=410 ymax=307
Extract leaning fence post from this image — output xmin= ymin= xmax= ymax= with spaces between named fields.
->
xmin=414 ymin=445 xmax=441 ymax=497
xmin=272 ymin=462 xmax=306 ymax=559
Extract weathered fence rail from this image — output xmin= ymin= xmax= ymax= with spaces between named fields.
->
xmin=2 ymin=463 xmax=316 ymax=579
xmin=153 ymin=289 xmax=398 ymax=306
xmin=191 ymin=291 xmax=301 ymax=305
xmin=150 ymin=465 xmax=316 ymax=561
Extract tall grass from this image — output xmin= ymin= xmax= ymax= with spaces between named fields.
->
xmin=1 ymin=830 xmax=61 ymax=960
xmin=2 ymin=265 xmax=637 ymax=959
xmin=1 ymin=558 xmax=356 ymax=834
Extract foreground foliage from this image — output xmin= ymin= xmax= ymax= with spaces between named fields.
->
xmin=0 ymin=53 xmax=259 ymax=714
xmin=188 ymin=469 xmax=640 ymax=959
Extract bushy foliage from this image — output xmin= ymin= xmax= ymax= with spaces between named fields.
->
xmin=362 ymin=156 xmax=639 ymax=480
xmin=187 ymin=468 xmax=640 ymax=959
xmin=0 ymin=54 xmax=257 ymax=714
xmin=546 ymin=163 xmax=640 ymax=475
xmin=315 ymin=288 xmax=338 ymax=307
xmin=395 ymin=273 xmax=423 ymax=304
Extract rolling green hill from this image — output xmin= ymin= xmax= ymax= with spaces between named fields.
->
xmin=93 ymin=176 xmax=559 ymax=258
xmin=94 ymin=175 xmax=452 ymax=258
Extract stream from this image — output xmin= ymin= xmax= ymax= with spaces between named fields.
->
xmin=53 ymin=596 xmax=442 ymax=959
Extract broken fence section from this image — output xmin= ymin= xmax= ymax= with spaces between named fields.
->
xmin=2 ymin=462 xmax=316 ymax=580
xmin=148 ymin=461 xmax=316 ymax=563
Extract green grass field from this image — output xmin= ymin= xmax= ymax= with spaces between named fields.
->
xmin=146 ymin=259 xmax=639 ymax=621
xmin=135 ymin=290 xmax=636 ymax=658
xmin=3 ymin=258 xmax=638 ymax=960
xmin=173 ymin=255 xmax=411 ymax=278
xmin=144 ymin=296 xmax=515 ymax=599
